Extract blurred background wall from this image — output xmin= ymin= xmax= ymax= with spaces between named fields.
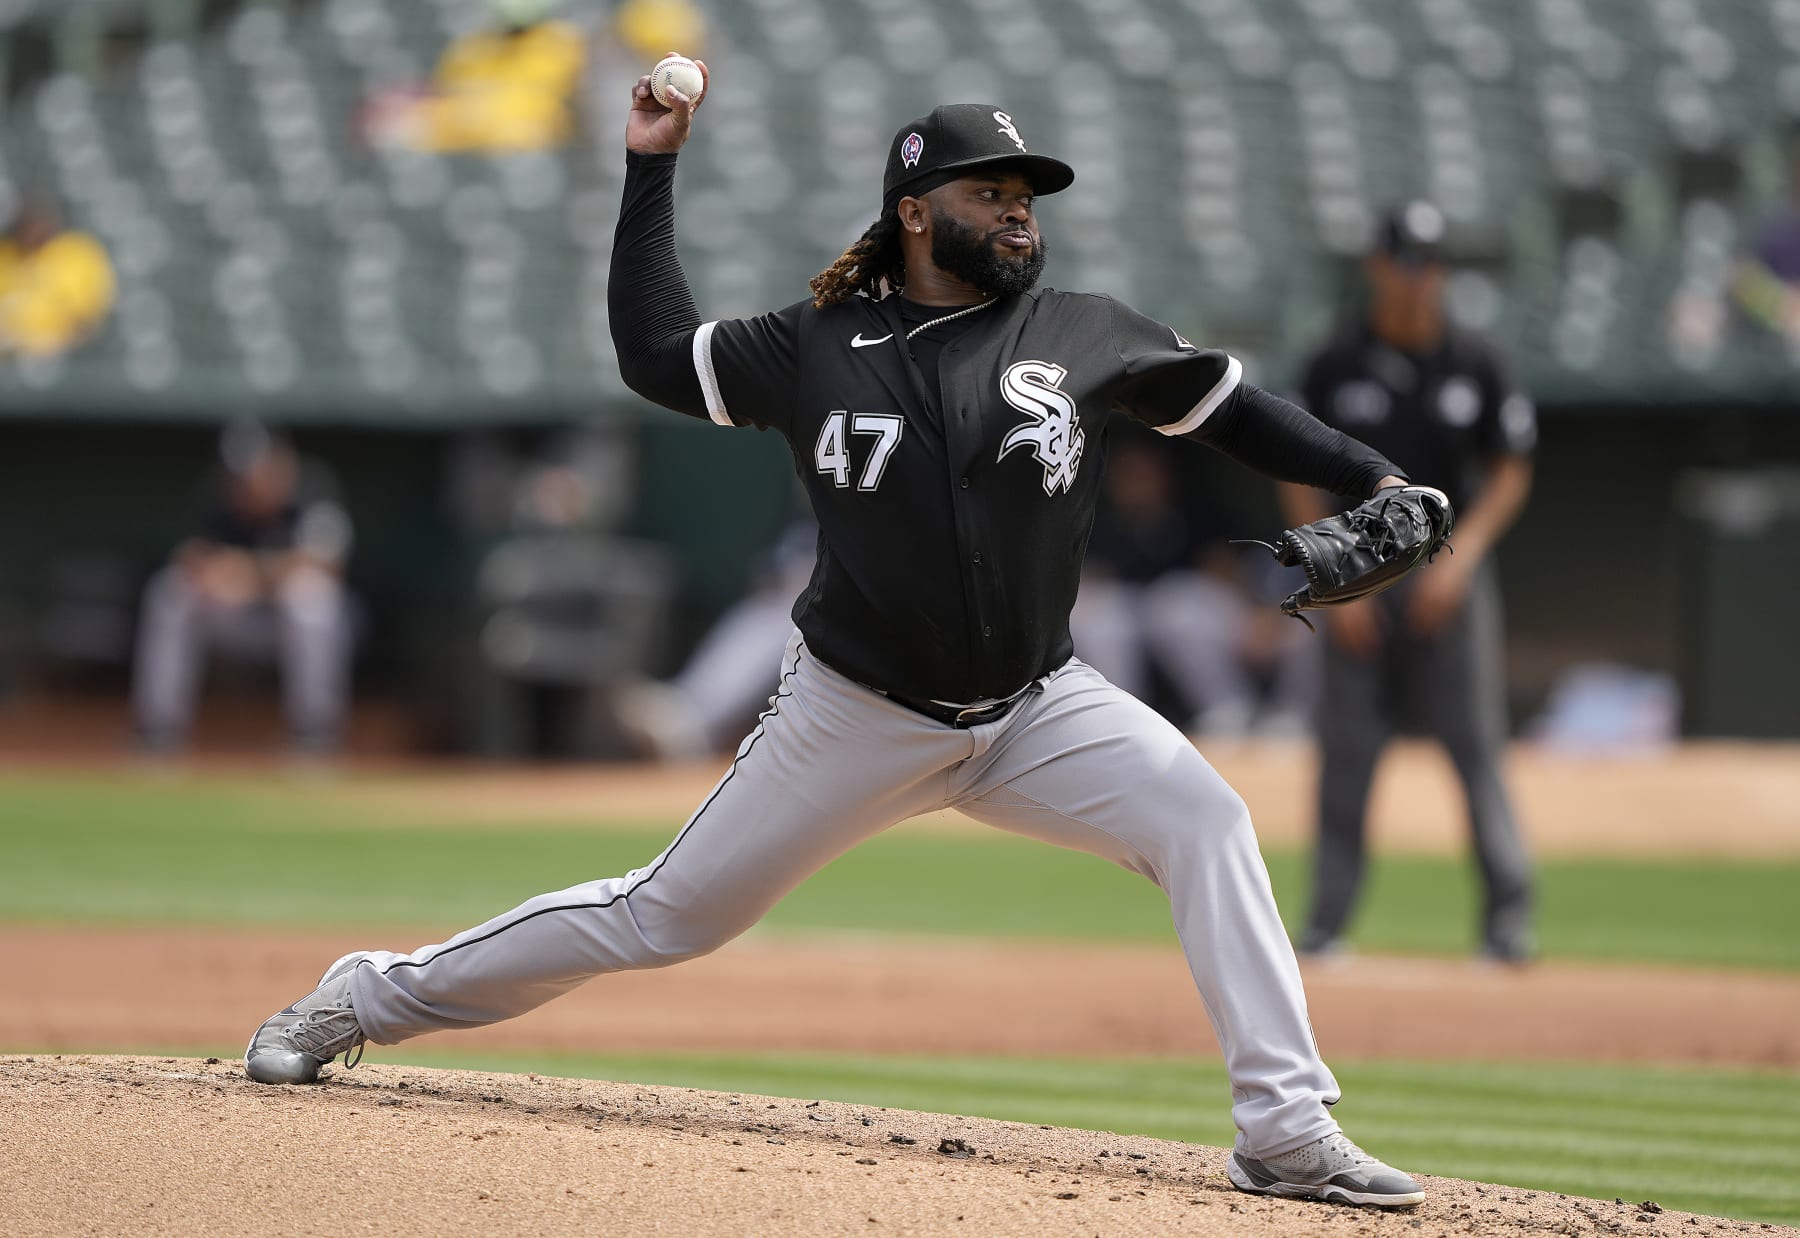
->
xmin=0 ymin=0 xmax=1797 ymax=752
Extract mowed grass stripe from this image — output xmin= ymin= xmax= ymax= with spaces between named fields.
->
xmin=1346 ymin=1059 xmax=1797 ymax=1110
xmin=3 ymin=775 xmax=1797 ymax=969
xmin=1351 ymin=1085 xmax=1800 ymax=1131
xmin=1402 ymin=1159 xmax=1800 ymax=1210
xmin=1355 ymin=1122 xmax=1800 ymax=1174
xmin=380 ymin=1049 xmax=1800 ymax=1223
xmin=1349 ymin=1098 xmax=1800 ymax=1144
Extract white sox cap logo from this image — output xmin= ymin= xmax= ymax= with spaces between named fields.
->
xmin=993 ymin=111 xmax=1028 ymax=153
xmin=998 ymin=360 xmax=1084 ymax=496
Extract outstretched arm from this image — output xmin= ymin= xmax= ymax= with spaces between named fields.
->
xmin=1193 ymin=384 xmax=1404 ymax=499
xmin=1106 ymin=299 xmax=1401 ymax=494
xmin=608 ymin=60 xmax=713 ymax=417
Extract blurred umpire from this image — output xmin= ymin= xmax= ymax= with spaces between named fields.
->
xmin=1281 ymin=202 xmax=1537 ymax=963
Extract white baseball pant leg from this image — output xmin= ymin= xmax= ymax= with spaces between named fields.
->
xmin=347 ymin=637 xmax=1342 ymax=1158
xmin=274 ymin=565 xmax=352 ymax=742
xmin=132 ymin=566 xmax=212 ymax=741
xmin=348 ymin=634 xmax=965 ymax=1041
xmin=950 ymin=658 xmax=1342 ymax=1157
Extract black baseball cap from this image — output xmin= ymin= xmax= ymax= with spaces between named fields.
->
xmin=882 ymin=104 xmax=1074 ymax=212
xmin=1373 ymin=200 xmax=1447 ymax=265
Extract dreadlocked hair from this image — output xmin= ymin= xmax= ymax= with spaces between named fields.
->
xmin=810 ymin=208 xmax=905 ymax=308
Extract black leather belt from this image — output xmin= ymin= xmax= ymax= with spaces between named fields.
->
xmin=886 ymin=682 xmax=1041 ymax=728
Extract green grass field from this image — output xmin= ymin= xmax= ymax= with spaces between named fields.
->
xmin=2 ymin=774 xmax=1795 ymax=968
xmin=4 ymin=771 xmax=1799 ymax=1223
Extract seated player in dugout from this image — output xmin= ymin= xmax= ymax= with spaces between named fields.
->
xmin=1073 ymin=432 xmax=1322 ymax=739
xmin=245 ymin=62 xmax=1453 ymax=1210
xmin=133 ymin=420 xmax=355 ymax=755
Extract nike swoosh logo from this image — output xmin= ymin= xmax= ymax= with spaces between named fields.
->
xmin=850 ymin=333 xmax=893 ymax=349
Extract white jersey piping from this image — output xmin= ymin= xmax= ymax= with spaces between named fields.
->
xmin=1158 ymin=354 xmax=1243 ymax=437
xmin=692 ymin=321 xmax=732 ymax=427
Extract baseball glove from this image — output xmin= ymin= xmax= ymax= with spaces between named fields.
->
xmin=1240 ymin=485 xmax=1456 ymax=629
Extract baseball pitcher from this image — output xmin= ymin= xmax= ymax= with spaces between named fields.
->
xmin=245 ymin=62 xmax=1453 ymax=1209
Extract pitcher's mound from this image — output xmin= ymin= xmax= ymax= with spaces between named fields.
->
xmin=0 ymin=1055 xmax=1775 ymax=1237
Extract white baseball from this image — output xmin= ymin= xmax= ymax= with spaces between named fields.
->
xmin=650 ymin=54 xmax=704 ymax=107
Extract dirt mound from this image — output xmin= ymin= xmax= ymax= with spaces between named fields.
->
xmin=2 ymin=1056 xmax=1784 ymax=1237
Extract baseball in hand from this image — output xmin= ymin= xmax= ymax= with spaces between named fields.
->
xmin=650 ymin=54 xmax=704 ymax=107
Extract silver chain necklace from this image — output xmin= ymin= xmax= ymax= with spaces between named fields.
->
xmin=904 ymin=297 xmax=997 ymax=340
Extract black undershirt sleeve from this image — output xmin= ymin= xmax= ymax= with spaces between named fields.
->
xmin=1190 ymin=383 xmax=1404 ymax=500
xmin=607 ymin=151 xmax=709 ymax=419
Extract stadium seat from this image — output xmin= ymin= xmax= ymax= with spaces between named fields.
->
xmin=3 ymin=0 xmax=1799 ymax=415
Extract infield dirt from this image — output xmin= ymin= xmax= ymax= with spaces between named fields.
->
xmin=4 ymin=924 xmax=1798 ymax=1065
xmin=6 ymin=1055 xmax=1791 ymax=1238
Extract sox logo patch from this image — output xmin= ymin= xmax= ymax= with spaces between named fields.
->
xmin=998 ymin=360 xmax=1084 ymax=496
xmin=993 ymin=111 xmax=1028 ymax=153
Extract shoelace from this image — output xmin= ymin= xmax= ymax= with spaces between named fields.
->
xmin=1318 ymin=1134 xmax=1380 ymax=1172
xmin=283 ymin=1006 xmax=366 ymax=1070
xmin=1344 ymin=493 xmax=1455 ymax=565
xmin=1341 ymin=494 xmax=1406 ymax=560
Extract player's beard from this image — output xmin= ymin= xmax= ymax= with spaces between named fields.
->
xmin=928 ymin=208 xmax=1049 ymax=297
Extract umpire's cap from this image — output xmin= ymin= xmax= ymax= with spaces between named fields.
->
xmin=1374 ymin=200 xmax=1447 ymax=265
xmin=882 ymin=104 xmax=1074 ymax=212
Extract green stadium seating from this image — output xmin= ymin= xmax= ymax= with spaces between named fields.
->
xmin=1 ymin=0 xmax=1797 ymax=419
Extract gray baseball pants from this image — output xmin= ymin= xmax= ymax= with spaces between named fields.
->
xmin=349 ymin=631 xmax=1344 ymax=1158
xmin=132 ymin=564 xmax=351 ymax=744
xmin=1305 ymin=563 xmax=1534 ymax=951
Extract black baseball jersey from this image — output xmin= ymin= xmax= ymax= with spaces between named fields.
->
xmin=1301 ymin=321 xmax=1535 ymax=513
xmin=196 ymin=464 xmax=352 ymax=563
xmin=693 ymin=289 xmax=1242 ymax=704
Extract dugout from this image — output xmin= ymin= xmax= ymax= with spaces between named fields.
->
xmin=2 ymin=402 xmax=1798 ymax=746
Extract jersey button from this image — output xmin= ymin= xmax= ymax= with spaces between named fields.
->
xmin=960 ymin=477 xmax=970 ymax=489
xmin=983 ymin=625 xmax=993 ymax=637
xmin=972 ymin=551 xmax=983 ymax=565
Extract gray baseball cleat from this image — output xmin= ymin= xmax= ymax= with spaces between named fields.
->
xmin=1228 ymin=1131 xmax=1425 ymax=1208
xmin=244 ymin=950 xmax=374 ymax=1085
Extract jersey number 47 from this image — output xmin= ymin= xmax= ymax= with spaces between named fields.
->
xmin=814 ymin=411 xmax=905 ymax=492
